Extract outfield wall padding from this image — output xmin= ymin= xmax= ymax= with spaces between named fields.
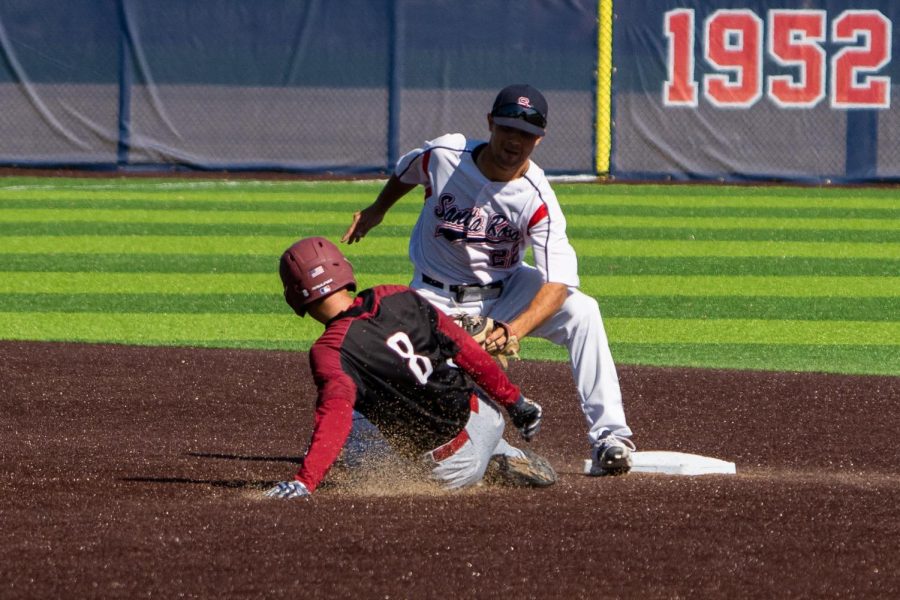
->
xmin=0 ymin=0 xmax=896 ymax=181
xmin=610 ymin=0 xmax=899 ymax=183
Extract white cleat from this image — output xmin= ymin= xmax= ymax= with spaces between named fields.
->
xmin=589 ymin=435 xmax=635 ymax=476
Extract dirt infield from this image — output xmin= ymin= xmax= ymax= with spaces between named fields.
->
xmin=2 ymin=341 xmax=898 ymax=599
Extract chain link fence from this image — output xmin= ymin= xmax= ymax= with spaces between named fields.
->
xmin=0 ymin=0 xmax=597 ymax=175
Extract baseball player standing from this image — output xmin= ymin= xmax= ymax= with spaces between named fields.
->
xmin=342 ymin=84 xmax=634 ymax=476
xmin=265 ymin=237 xmax=555 ymax=499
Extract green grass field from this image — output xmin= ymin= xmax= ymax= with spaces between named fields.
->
xmin=1 ymin=177 xmax=897 ymax=375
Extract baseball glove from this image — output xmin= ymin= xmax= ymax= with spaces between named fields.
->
xmin=484 ymin=449 xmax=557 ymax=488
xmin=454 ymin=314 xmax=520 ymax=369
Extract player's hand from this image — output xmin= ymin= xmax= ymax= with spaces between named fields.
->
xmin=454 ymin=314 xmax=521 ymax=370
xmin=264 ymin=480 xmax=310 ymax=499
xmin=342 ymin=206 xmax=385 ymax=244
xmin=507 ymin=395 xmax=543 ymax=441
xmin=484 ymin=322 xmax=514 ymax=355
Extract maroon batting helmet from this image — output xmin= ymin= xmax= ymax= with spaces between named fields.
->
xmin=279 ymin=237 xmax=356 ymax=316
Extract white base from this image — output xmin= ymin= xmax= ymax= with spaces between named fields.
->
xmin=583 ymin=451 xmax=736 ymax=476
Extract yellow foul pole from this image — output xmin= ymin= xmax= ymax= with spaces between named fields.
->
xmin=596 ymin=0 xmax=614 ymax=176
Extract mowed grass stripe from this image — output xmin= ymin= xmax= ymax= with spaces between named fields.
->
xmin=0 ymin=208 xmax=385 ymax=225
xmin=3 ymin=236 xmax=894 ymax=259
xmin=555 ymin=183 xmax=900 ymax=205
xmin=0 ymin=293 xmax=284 ymax=314
xmin=0 ymin=179 xmax=383 ymax=198
xmin=601 ymin=296 xmax=899 ymax=321
xmin=605 ymin=318 xmax=899 ymax=345
xmin=570 ymin=228 xmax=899 ymax=243
xmin=2 ymin=272 xmax=895 ymax=297
xmin=0 ymin=312 xmax=303 ymax=343
xmin=2 ymin=202 xmax=898 ymax=221
xmin=0 ymin=173 xmax=891 ymax=192
xmin=0 ymin=272 xmax=404 ymax=294
xmin=4 ymin=177 xmax=899 ymax=208
xmin=0 ymin=198 xmax=410 ymax=213
xmin=1 ymin=293 xmax=895 ymax=322
xmin=0 ymin=188 xmax=875 ymax=214
xmin=1 ymin=196 xmax=894 ymax=219
xmin=577 ymin=256 xmax=898 ymax=276
xmin=3 ymin=253 xmax=895 ymax=276
xmin=572 ymin=238 xmax=899 ymax=259
xmin=1 ymin=312 xmax=895 ymax=347
xmin=561 ymin=201 xmax=900 ymax=217
xmin=607 ymin=343 xmax=900 ymax=376
xmin=578 ymin=275 xmax=900 ymax=297
xmin=2 ymin=207 xmax=896 ymax=231
xmin=0 ymin=222 xmax=412 ymax=239
xmin=0 ymin=198 xmax=388 ymax=212
xmin=3 ymin=222 xmax=897 ymax=243
xmin=0 ymin=253 xmax=416 ymax=275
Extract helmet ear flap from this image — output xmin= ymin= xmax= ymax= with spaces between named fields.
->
xmin=280 ymin=253 xmax=308 ymax=316
xmin=283 ymin=282 xmax=307 ymax=316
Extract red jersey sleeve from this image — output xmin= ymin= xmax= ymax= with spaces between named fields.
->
xmin=433 ymin=308 xmax=521 ymax=406
xmin=293 ymin=343 xmax=356 ymax=492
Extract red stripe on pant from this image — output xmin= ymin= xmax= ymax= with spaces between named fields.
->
xmin=430 ymin=393 xmax=479 ymax=462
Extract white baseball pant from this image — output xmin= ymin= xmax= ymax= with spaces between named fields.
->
xmin=425 ymin=394 xmax=516 ymax=490
xmin=343 ymin=396 xmax=522 ymax=490
xmin=412 ymin=264 xmax=632 ymax=447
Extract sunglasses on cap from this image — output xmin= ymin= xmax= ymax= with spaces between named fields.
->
xmin=490 ymin=103 xmax=547 ymax=129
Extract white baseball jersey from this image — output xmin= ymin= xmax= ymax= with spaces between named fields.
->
xmin=395 ymin=133 xmax=579 ymax=287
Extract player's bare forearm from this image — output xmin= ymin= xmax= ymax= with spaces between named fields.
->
xmin=483 ymin=283 xmax=567 ymax=350
xmin=342 ymin=174 xmax=417 ymax=244
xmin=505 ymin=283 xmax=567 ymax=340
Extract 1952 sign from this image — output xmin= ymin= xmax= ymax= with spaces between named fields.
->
xmin=664 ymin=9 xmax=892 ymax=108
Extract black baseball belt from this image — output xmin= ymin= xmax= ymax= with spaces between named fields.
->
xmin=421 ymin=273 xmax=503 ymax=302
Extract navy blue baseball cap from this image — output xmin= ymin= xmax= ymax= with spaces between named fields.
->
xmin=490 ymin=84 xmax=548 ymax=137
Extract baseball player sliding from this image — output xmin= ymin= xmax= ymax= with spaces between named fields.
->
xmin=343 ymin=84 xmax=634 ymax=476
xmin=265 ymin=237 xmax=556 ymax=499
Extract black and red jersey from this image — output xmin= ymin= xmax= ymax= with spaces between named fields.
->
xmin=295 ymin=285 xmax=520 ymax=491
